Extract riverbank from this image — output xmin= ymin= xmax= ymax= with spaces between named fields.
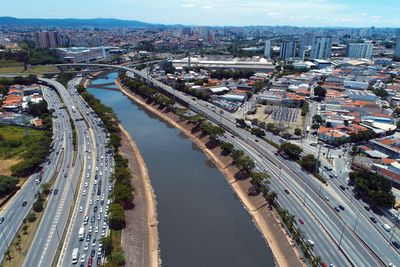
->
xmin=118 ymin=124 xmax=160 ymax=267
xmin=115 ymin=79 xmax=304 ymax=267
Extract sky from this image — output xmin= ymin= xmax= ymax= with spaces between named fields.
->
xmin=1 ymin=0 xmax=400 ymax=27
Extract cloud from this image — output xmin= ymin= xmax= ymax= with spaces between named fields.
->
xmin=181 ymin=3 xmax=195 ymax=8
xmin=201 ymin=5 xmax=212 ymax=9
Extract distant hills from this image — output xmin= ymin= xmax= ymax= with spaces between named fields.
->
xmin=0 ymin=16 xmax=173 ymax=28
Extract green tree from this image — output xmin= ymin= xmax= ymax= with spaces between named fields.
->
xmin=220 ymin=142 xmax=234 ymax=154
xmin=250 ymin=172 xmax=270 ymax=187
xmin=251 ymin=127 xmax=266 ymax=138
xmin=32 ymin=200 xmax=44 ymax=212
xmin=314 ymin=86 xmax=327 ymax=98
xmin=312 ymin=115 xmax=323 ymax=123
xmin=299 ymin=154 xmax=319 ymax=173
xmin=101 ymin=236 xmax=113 ymax=256
xmin=294 ymin=128 xmax=302 ymax=136
xmin=279 ymin=143 xmax=303 ymax=160
xmin=108 ymin=204 xmax=126 ymax=230
xmin=111 ymin=183 xmax=134 ymax=208
xmin=26 ymin=212 xmax=37 ymax=222
xmin=110 ymin=251 xmax=126 ymax=266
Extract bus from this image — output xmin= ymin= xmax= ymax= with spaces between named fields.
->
xmin=78 ymin=227 xmax=85 ymax=241
xmin=72 ymin=248 xmax=79 ymax=264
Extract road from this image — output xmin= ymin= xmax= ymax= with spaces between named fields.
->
xmin=0 ymin=84 xmax=68 ymax=263
xmin=22 ymin=78 xmax=89 ymax=267
xmin=57 ymin=78 xmax=114 ymax=267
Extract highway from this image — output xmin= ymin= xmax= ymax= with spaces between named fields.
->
xmin=57 ymin=78 xmax=114 ymax=267
xmin=22 ymin=78 xmax=89 ymax=267
xmin=57 ymin=63 xmax=400 ymax=266
xmin=0 ymin=84 xmax=68 ymax=263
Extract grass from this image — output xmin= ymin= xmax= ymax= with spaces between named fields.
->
xmin=25 ymin=65 xmax=60 ymax=74
xmin=110 ymin=229 xmax=122 ymax=249
xmin=0 ymin=125 xmax=48 ymax=160
xmin=0 ymin=59 xmax=59 ymax=74
xmin=1 ymin=207 xmax=45 ymax=267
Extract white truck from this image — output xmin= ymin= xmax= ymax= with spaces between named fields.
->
xmin=72 ymin=105 xmax=76 ymax=113
xmin=78 ymin=227 xmax=85 ymax=241
xmin=72 ymin=248 xmax=79 ymax=264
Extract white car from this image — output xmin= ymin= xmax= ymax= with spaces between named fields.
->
xmin=83 ymin=242 xmax=89 ymax=251
xmin=97 ymin=214 xmax=101 ymax=221
xmin=102 ymin=222 xmax=107 ymax=229
xmin=96 ymin=167 xmax=98 ymax=172
xmin=99 ymin=172 xmax=103 ymax=176
xmin=101 ymin=229 xmax=106 ymax=236
xmin=84 ymin=182 xmax=88 ymax=188
xmin=108 ymin=185 xmax=112 ymax=192
xmin=96 ymin=195 xmax=100 ymax=201
xmin=89 ymin=199 xmax=93 ymax=205
xmin=88 ymin=165 xmax=91 ymax=170
xmin=82 ymin=190 xmax=87 ymax=196
xmin=94 ymin=180 xmax=98 ymax=185
xmin=99 ymin=207 xmax=103 ymax=213
xmin=88 ymin=226 xmax=92 ymax=233
xmin=80 ymin=254 xmax=86 ymax=263
xmin=98 ymin=247 xmax=102 ymax=255
xmin=86 ymin=173 xmax=90 ymax=178
xmin=95 ymin=226 xmax=99 ymax=233
xmin=79 ymin=206 xmax=83 ymax=213
xmin=100 ymin=163 xmax=103 ymax=167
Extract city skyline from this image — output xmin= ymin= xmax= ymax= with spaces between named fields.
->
xmin=1 ymin=0 xmax=400 ymax=27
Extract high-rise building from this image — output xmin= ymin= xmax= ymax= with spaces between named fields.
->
xmin=280 ymin=40 xmax=296 ymax=60
xmin=311 ymin=36 xmax=332 ymax=59
xmin=347 ymin=42 xmax=373 ymax=59
xmin=395 ymin=37 xmax=400 ymax=58
xmin=34 ymin=31 xmax=62 ymax=49
xmin=0 ymin=31 xmax=6 ymax=45
xmin=300 ymin=33 xmax=314 ymax=60
xmin=264 ymin=40 xmax=271 ymax=58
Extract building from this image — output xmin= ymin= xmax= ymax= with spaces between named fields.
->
xmin=347 ymin=42 xmax=373 ymax=59
xmin=54 ymin=47 xmax=109 ymax=63
xmin=0 ymin=31 xmax=6 ymax=45
xmin=311 ymin=36 xmax=332 ymax=59
xmin=280 ymin=40 xmax=296 ymax=60
xmin=395 ymin=36 xmax=400 ymax=58
xmin=264 ymin=40 xmax=271 ymax=59
xmin=300 ymin=33 xmax=314 ymax=60
xmin=34 ymin=31 xmax=62 ymax=49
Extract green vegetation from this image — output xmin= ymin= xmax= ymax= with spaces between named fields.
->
xmin=251 ymin=127 xmax=266 ymax=138
xmin=0 ymin=125 xmax=52 ymax=177
xmin=294 ymin=128 xmax=302 ymax=136
xmin=299 ymin=154 xmax=319 ymax=173
xmin=0 ymin=175 xmax=19 ymax=198
xmin=349 ymin=169 xmax=395 ymax=208
xmin=278 ymin=142 xmax=303 ymax=160
xmin=220 ymin=142 xmax=234 ymax=154
xmin=56 ymin=72 xmax=75 ymax=87
xmin=301 ymin=102 xmax=309 ymax=116
xmin=313 ymin=86 xmax=326 ymax=98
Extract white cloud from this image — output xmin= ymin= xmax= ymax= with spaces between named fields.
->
xmin=201 ymin=5 xmax=212 ymax=9
xmin=181 ymin=3 xmax=195 ymax=8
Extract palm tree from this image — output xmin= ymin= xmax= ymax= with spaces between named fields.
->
xmin=312 ymin=256 xmax=322 ymax=267
xmin=265 ymin=191 xmax=278 ymax=205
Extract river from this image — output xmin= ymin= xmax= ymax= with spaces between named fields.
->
xmin=88 ymin=72 xmax=275 ymax=267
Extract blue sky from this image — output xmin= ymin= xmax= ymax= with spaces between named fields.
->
xmin=1 ymin=0 xmax=400 ymax=27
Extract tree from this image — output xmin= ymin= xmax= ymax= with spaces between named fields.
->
xmin=265 ymin=191 xmax=278 ymax=204
xmin=76 ymin=85 xmax=86 ymax=93
xmin=27 ymin=212 xmax=37 ymax=222
xmin=314 ymin=86 xmax=327 ymax=98
xmin=231 ymin=149 xmax=244 ymax=164
xmin=279 ymin=143 xmax=303 ymax=160
xmin=299 ymin=154 xmax=319 ymax=173
xmin=0 ymin=175 xmax=18 ymax=198
xmin=220 ymin=142 xmax=234 ymax=154
xmin=236 ymin=155 xmax=255 ymax=173
xmin=41 ymin=182 xmax=51 ymax=195
xmin=109 ymin=204 xmax=126 ymax=229
xmin=111 ymin=183 xmax=134 ymax=208
xmin=251 ymin=127 xmax=266 ymax=138
xmin=110 ymin=251 xmax=126 ymax=266
xmin=250 ymin=172 xmax=270 ymax=187
xmin=312 ymin=115 xmax=323 ymax=123
xmin=311 ymin=123 xmax=320 ymax=130
xmin=101 ymin=236 xmax=113 ymax=256
xmin=294 ymin=128 xmax=302 ymax=136
xmin=32 ymin=200 xmax=44 ymax=212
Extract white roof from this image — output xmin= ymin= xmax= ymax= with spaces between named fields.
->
xmin=209 ymin=87 xmax=229 ymax=93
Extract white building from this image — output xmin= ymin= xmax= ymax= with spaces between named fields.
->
xmin=395 ymin=36 xmax=400 ymax=58
xmin=311 ymin=36 xmax=332 ymax=59
xmin=347 ymin=42 xmax=373 ymax=59
xmin=280 ymin=40 xmax=296 ymax=60
xmin=264 ymin=40 xmax=271 ymax=59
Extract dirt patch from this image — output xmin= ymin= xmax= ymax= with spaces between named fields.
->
xmin=115 ymin=79 xmax=305 ymax=267
xmin=0 ymin=158 xmax=21 ymax=176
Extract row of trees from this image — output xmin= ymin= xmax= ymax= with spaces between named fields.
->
xmin=0 ymin=175 xmax=18 ymax=198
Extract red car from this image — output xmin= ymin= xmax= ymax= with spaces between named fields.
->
xmin=298 ymin=218 xmax=304 ymax=225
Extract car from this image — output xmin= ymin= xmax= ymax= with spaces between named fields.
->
xmin=323 ymin=196 xmax=329 ymax=201
xmin=86 ymin=233 xmax=91 ymax=242
xmin=392 ymin=241 xmax=400 ymax=249
xmin=84 ymin=182 xmax=88 ymax=188
xmin=82 ymin=190 xmax=87 ymax=196
xmin=284 ymin=189 xmax=290 ymax=194
xmin=0 ymin=218 xmax=4 ymax=224
xmin=91 ymin=216 xmax=95 ymax=223
xmin=98 ymin=247 xmax=102 ymax=255
xmin=339 ymin=185 xmax=346 ymax=190
xmin=88 ymin=226 xmax=92 ymax=233
xmin=83 ymin=242 xmax=89 ymax=251
xmin=91 ymin=249 xmax=96 ymax=257
xmin=80 ymin=254 xmax=86 ymax=263
xmin=89 ymin=199 xmax=93 ymax=205
xmin=96 ymin=257 xmax=102 ymax=265
xmin=382 ymin=223 xmax=391 ymax=232
xmin=92 ymin=238 xmax=96 ymax=247
xmin=364 ymin=206 xmax=371 ymax=211
xmin=99 ymin=207 xmax=103 ymax=213
xmin=334 ymin=207 xmax=341 ymax=212
xmin=94 ymin=206 xmax=98 ymax=212
xmin=99 ymin=171 xmax=103 ymax=176
xmin=94 ymin=180 xmax=98 ymax=185
xmin=370 ymin=217 xmax=377 ymax=223
xmin=64 ymin=173 xmax=68 ymax=178
xmin=54 ymin=189 xmax=59 ymax=195
xmin=97 ymin=214 xmax=101 ymax=221
xmin=338 ymin=205 xmax=345 ymax=211
xmin=108 ymin=185 xmax=112 ymax=192
xmin=22 ymin=201 xmax=27 ymax=207
xmin=298 ymin=219 xmax=304 ymax=225
xmin=101 ymin=229 xmax=106 ymax=236
xmin=307 ymin=239 xmax=315 ymax=246
xmin=84 ymin=216 xmax=89 ymax=225
xmin=96 ymin=195 xmax=100 ymax=201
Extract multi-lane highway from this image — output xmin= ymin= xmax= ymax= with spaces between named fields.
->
xmin=57 ymin=78 xmax=114 ymax=267
xmin=0 ymin=84 xmax=68 ymax=263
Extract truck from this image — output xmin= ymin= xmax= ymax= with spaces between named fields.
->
xmin=72 ymin=106 xmax=76 ymax=113
xmin=78 ymin=227 xmax=85 ymax=241
xmin=72 ymin=248 xmax=79 ymax=264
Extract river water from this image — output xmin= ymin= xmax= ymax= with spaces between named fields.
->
xmin=88 ymin=72 xmax=275 ymax=267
